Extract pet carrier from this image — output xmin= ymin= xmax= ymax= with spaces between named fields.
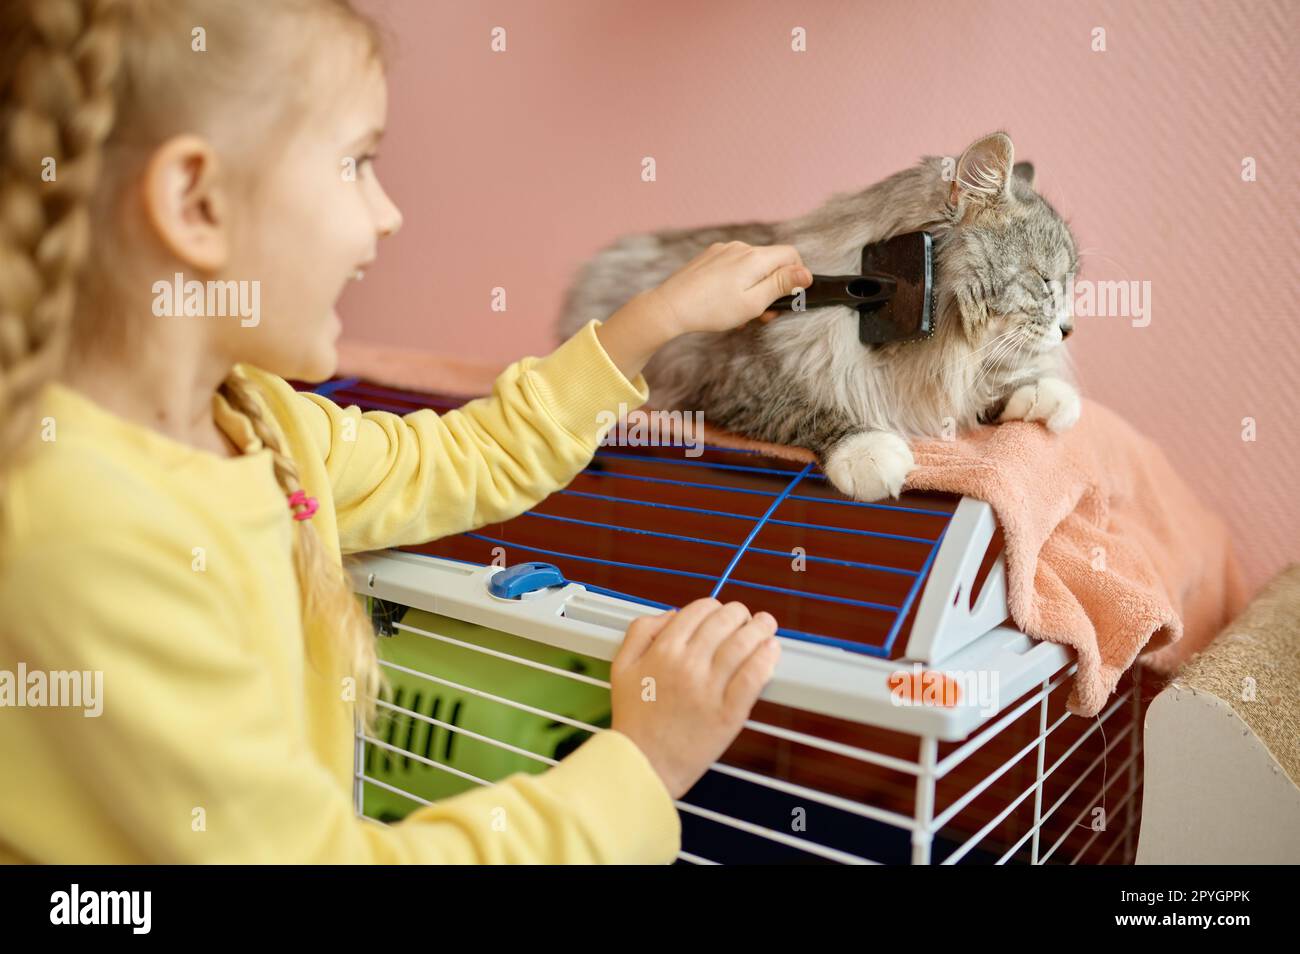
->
xmin=313 ymin=377 xmax=1147 ymax=865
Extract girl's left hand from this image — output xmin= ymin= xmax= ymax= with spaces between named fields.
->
xmin=642 ymin=241 xmax=812 ymax=336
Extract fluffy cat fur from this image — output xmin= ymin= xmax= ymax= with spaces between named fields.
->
xmin=555 ymin=132 xmax=1081 ymax=501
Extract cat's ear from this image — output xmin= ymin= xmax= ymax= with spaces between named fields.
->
xmin=946 ymin=132 xmax=1015 ymax=211
xmin=1012 ymin=161 xmax=1035 ymax=188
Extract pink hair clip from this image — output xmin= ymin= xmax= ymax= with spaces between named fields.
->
xmin=288 ymin=489 xmax=319 ymax=521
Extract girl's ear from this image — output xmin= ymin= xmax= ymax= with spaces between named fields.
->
xmin=946 ymin=132 xmax=1015 ymax=213
xmin=141 ymin=134 xmax=229 ymax=272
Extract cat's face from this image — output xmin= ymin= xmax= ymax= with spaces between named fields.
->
xmin=937 ymin=134 xmax=1079 ymax=359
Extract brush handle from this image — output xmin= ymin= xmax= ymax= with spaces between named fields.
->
xmin=768 ymin=274 xmax=897 ymax=312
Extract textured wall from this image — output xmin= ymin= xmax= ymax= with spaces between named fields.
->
xmin=344 ymin=0 xmax=1298 ymax=594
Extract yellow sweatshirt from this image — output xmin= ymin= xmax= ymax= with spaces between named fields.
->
xmin=0 ymin=317 xmax=681 ymax=864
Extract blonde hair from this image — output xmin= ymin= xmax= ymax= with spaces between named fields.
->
xmin=0 ymin=0 xmax=389 ymax=730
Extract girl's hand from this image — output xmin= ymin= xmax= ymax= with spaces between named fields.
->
xmin=610 ymin=597 xmax=781 ymax=800
xmin=643 ymin=241 xmax=813 ymax=336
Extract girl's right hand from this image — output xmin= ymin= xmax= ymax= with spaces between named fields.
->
xmin=641 ymin=241 xmax=812 ymax=337
xmin=610 ymin=597 xmax=781 ymax=800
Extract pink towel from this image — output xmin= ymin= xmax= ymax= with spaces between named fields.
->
xmin=691 ymin=400 xmax=1251 ymax=717
xmin=911 ymin=400 xmax=1250 ymax=715
xmin=335 ymin=342 xmax=1250 ymax=718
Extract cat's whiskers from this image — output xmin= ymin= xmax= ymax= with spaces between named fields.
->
xmin=945 ymin=328 xmax=1018 ymax=382
xmin=985 ymin=329 xmax=1025 ymax=372
xmin=971 ymin=330 xmax=1024 ymax=396
xmin=951 ymin=332 xmax=1019 ymax=400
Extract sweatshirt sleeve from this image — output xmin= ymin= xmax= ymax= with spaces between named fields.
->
xmin=256 ymin=317 xmax=650 ymax=555
xmin=2 ymin=531 xmax=682 ymax=864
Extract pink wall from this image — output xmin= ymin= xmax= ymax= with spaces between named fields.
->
xmin=345 ymin=0 xmax=1298 ymax=595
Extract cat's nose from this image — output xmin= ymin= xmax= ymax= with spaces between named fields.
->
xmin=1061 ymin=322 xmax=1074 ymax=340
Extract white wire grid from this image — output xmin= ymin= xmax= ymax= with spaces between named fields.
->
xmin=353 ymin=615 xmax=1145 ymax=865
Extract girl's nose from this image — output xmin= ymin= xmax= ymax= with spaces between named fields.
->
xmin=379 ymin=207 xmax=403 ymax=238
xmin=374 ymin=184 xmax=403 ymax=239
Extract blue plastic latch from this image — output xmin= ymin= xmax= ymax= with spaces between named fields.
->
xmin=487 ymin=562 xmax=567 ymax=600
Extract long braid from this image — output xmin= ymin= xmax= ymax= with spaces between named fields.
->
xmin=219 ymin=374 xmax=383 ymax=731
xmin=0 ymin=0 xmax=123 ymax=488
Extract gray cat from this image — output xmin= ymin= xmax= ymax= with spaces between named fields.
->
xmin=555 ymin=132 xmax=1081 ymax=502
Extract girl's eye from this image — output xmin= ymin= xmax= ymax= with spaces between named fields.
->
xmin=359 ymin=153 xmax=379 ymax=169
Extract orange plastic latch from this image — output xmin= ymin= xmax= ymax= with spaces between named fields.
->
xmin=887 ymin=669 xmax=962 ymax=707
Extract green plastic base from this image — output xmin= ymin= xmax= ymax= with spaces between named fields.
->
xmin=359 ymin=600 xmax=612 ymax=823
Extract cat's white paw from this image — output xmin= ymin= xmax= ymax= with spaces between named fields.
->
xmin=997 ymin=377 xmax=1081 ymax=433
xmin=823 ymin=430 xmax=914 ymax=502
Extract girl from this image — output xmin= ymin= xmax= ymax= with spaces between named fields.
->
xmin=0 ymin=0 xmax=813 ymax=863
